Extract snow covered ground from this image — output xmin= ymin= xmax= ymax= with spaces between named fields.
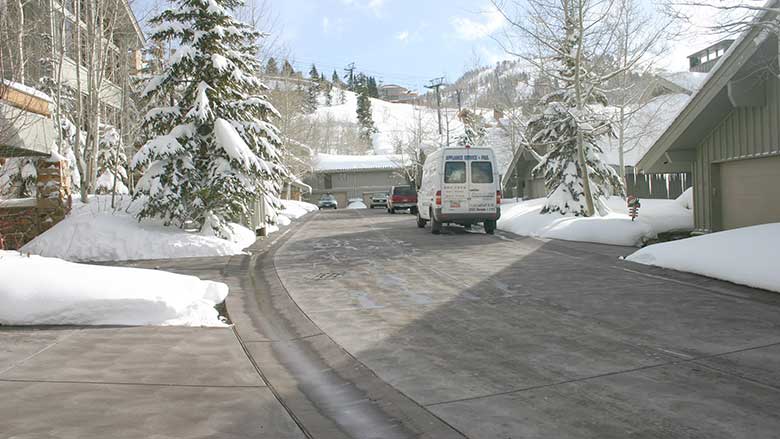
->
xmin=21 ymin=195 xmax=318 ymax=262
xmin=21 ymin=195 xmax=256 ymax=262
xmin=626 ymin=223 xmax=780 ymax=293
xmin=497 ymin=191 xmax=693 ymax=247
xmin=0 ymin=251 xmax=228 ymax=326
xmin=278 ymin=199 xmax=318 ymax=226
xmin=347 ymin=200 xmax=367 ymax=209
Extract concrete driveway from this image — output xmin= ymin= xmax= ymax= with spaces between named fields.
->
xmin=274 ymin=208 xmax=780 ymax=439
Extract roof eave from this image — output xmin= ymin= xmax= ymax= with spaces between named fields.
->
xmin=637 ymin=8 xmax=774 ymax=172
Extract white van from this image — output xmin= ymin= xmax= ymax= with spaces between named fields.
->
xmin=416 ymin=147 xmax=501 ymax=234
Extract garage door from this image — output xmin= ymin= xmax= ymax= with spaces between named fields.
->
xmin=719 ymin=155 xmax=780 ymax=229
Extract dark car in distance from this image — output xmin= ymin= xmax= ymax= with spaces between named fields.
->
xmin=387 ymin=186 xmax=418 ymax=214
xmin=317 ymin=194 xmax=338 ymax=210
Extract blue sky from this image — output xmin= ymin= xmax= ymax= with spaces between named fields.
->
xmin=265 ymin=0 xmax=511 ymax=92
xmin=132 ymin=0 xmax=722 ymax=93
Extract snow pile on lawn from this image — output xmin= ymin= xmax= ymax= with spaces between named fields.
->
xmin=0 ymin=251 xmax=228 ymax=326
xmin=314 ymin=153 xmax=408 ymax=172
xmin=626 ymin=223 xmax=780 ymax=293
xmin=281 ymin=199 xmax=318 ymax=219
xmin=606 ymin=188 xmax=694 ymax=235
xmin=497 ymin=192 xmax=693 ymax=246
xmin=277 ymin=199 xmax=318 ymax=226
xmin=21 ymin=195 xmax=256 ymax=262
xmin=347 ymin=200 xmax=367 ymax=209
xmin=498 ymin=198 xmax=654 ymax=246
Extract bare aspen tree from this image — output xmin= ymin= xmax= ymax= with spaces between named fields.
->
xmin=492 ymin=0 xmax=674 ymax=215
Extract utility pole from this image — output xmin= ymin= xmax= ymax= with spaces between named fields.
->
xmin=455 ymin=89 xmax=463 ymax=112
xmin=425 ymin=77 xmax=445 ymax=136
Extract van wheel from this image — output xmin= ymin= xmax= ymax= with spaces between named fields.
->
xmin=416 ymin=212 xmax=427 ymax=228
xmin=484 ymin=220 xmax=496 ymax=235
xmin=431 ymin=211 xmax=442 ymax=235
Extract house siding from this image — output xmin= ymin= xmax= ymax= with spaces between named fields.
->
xmin=694 ymin=74 xmax=780 ymax=232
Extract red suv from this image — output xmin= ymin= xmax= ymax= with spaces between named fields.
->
xmin=387 ymin=185 xmax=418 ymax=214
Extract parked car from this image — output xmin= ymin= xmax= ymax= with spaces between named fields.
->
xmin=387 ymin=186 xmax=418 ymax=214
xmin=317 ymin=194 xmax=338 ymax=210
xmin=416 ymin=147 xmax=501 ymax=234
xmin=370 ymin=192 xmax=388 ymax=209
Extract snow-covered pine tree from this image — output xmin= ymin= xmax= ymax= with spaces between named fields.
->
xmin=355 ymin=75 xmax=376 ymax=144
xmin=456 ymin=109 xmax=487 ymax=147
xmin=132 ymin=0 xmax=287 ymax=237
xmin=527 ymin=14 xmax=624 ymax=216
xmin=304 ymin=65 xmax=320 ymax=113
xmin=95 ymin=126 xmax=129 ymax=195
xmin=331 ymin=70 xmax=341 ymax=85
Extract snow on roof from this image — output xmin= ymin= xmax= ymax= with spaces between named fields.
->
xmin=659 ymin=72 xmax=708 ymax=93
xmin=0 ymin=80 xmax=53 ymax=103
xmin=599 ymin=93 xmax=692 ymax=167
xmin=313 ymin=153 xmax=409 ymax=173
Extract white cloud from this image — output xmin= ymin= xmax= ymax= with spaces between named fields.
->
xmin=396 ymin=30 xmax=410 ymax=42
xmin=341 ymin=0 xmax=386 ymax=16
xmin=451 ymin=4 xmax=505 ymax=41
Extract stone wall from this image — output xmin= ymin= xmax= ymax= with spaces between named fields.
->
xmin=0 ymin=160 xmax=71 ymax=250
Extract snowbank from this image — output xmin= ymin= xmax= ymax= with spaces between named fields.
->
xmin=281 ymin=199 xmax=318 ymax=219
xmin=347 ymin=200 xmax=367 ymax=209
xmin=0 ymin=251 xmax=228 ymax=326
xmin=497 ymin=194 xmax=693 ymax=246
xmin=21 ymin=195 xmax=256 ymax=262
xmin=606 ymin=190 xmax=694 ymax=235
xmin=626 ymin=223 xmax=780 ymax=293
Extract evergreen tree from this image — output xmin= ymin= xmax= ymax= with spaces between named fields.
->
xmin=456 ymin=109 xmax=487 ymax=147
xmin=304 ymin=80 xmax=319 ymax=113
xmin=265 ymin=57 xmax=278 ymax=75
xmin=132 ymin=0 xmax=287 ymax=236
xmin=309 ymin=64 xmax=319 ymax=81
xmin=331 ymin=69 xmax=341 ymax=85
xmin=527 ymin=15 xmax=623 ymax=216
xmin=95 ymin=126 xmax=129 ymax=195
xmin=281 ymin=59 xmax=295 ymax=76
xmin=354 ymin=74 xmax=376 ymax=143
xmin=320 ymin=72 xmax=327 ymax=84
xmin=324 ymin=81 xmax=333 ymax=107
xmin=367 ymin=76 xmax=379 ymax=98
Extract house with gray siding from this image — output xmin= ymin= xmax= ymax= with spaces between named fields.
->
xmin=304 ymin=153 xmax=409 ymax=207
xmin=637 ymin=3 xmax=780 ymax=233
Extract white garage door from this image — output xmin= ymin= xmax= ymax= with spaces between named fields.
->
xmin=719 ymin=155 xmax=780 ymax=229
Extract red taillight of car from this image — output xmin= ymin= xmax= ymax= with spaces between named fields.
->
xmin=435 ymin=190 xmax=442 ymax=206
xmin=496 ymin=190 xmax=501 ymax=205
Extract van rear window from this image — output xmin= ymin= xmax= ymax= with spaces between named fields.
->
xmin=394 ymin=186 xmax=415 ymax=196
xmin=444 ymin=162 xmax=466 ymax=183
xmin=471 ymin=161 xmax=493 ymax=183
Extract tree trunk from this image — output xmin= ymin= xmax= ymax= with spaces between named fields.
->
xmin=572 ymin=0 xmax=595 ymax=217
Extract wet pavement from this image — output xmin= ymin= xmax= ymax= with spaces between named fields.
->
xmin=274 ymin=208 xmax=780 ymax=439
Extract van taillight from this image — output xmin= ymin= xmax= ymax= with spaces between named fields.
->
xmin=496 ymin=190 xmax=501 ymax=205
xmin=435 ymin=190 xmax=442 ymax=206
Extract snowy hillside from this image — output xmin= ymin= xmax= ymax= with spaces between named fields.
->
xmin=442 ymin=60 xmax=534 ymax=109
xmin=599 ymin=93 xmax=691 ymax=167
xmin=313 ymin=88 xmax=515 ymax=176
xmin=313 ymin=89 xmax=459 ymax=154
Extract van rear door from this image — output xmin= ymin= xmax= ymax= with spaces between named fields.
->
xmin=442 ymin=157 xmax=469 ymax=214
xmin=467 ymin=155 xmax=497 ymax=214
